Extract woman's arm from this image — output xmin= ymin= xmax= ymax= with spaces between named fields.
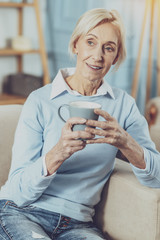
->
xmin=7 ymin=94 xmax=53 ymax=206
xmin=85 ymin=107 xmax=160 ymax=188
xmin=7 ymin=93 xmax=94 ymax=206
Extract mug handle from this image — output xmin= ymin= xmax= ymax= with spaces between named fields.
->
xmin=58 ymin=104 xmax=69 ymax=122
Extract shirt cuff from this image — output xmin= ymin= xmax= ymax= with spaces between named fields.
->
xmin=42 ymin=155 xmax=56 ymax=177
xmin=130 ymin=147 xmax=151 ymax=175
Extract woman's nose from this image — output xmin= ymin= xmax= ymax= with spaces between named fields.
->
xmin=92 ymin=47 xmax=104 ymax=61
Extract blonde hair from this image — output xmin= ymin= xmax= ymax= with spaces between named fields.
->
xmin=68 ymin=8 xmax=126 ymax=70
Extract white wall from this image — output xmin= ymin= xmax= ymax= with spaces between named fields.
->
xmin=0 ymin=0 xmax=47 ymax=92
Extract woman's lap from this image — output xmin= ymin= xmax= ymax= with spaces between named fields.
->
xmin=0 ymin=200 xmax=51 ymax=239
xmin=0 ymin=200 xmax=106 ymax=240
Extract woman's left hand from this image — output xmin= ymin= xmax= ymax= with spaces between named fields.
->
xmin=85 ymin=108 xmax=146 ymax=169
xmin=85 ymin=109 xmax=128 ymax=149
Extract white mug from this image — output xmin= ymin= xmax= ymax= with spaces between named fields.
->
xmin=58 ymin=101 xmax=101 ymax=131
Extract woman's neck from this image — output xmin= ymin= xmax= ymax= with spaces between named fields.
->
xmin=65 ymin=75 xmax=102 ymax=96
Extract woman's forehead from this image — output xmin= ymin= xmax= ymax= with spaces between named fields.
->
xmin=86 ymin=22 xmax=119 ymax=44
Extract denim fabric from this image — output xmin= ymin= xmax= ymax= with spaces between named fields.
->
xmin=0 ymin=200 xmax=106 ymax=240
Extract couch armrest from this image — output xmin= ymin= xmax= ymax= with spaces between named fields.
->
xmin=94 ymin=158 xmax=160 ymax=240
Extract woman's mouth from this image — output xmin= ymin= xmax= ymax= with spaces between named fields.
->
xmin=86 ymin=63 xmax=103 ymax=70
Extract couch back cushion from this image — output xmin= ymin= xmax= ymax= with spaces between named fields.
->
xmin=0 ymin=105 xmax=22 ymax=187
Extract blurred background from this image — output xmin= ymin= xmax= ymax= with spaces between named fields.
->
xmin=0 ymin=0 xmax=159 ymax=114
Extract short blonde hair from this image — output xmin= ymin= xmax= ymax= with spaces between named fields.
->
xmin=68 ymin=8 xmax=126 ymax=70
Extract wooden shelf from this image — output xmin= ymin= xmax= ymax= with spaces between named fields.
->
xmin=0 ymin=2 xmax=34 ymax=8
xmin=0 ymin=0 xmax=50 ymax=105
xmin=0 ymin=93 xmax=26 ymax=105
xmin=0 ymin=48 xmax=40 ymax=56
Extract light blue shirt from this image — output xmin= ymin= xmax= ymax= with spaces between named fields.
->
xmin=0 ymin=68 xmax=160 ymax=222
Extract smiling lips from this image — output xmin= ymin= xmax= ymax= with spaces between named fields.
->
xmin=86 ymin=63 xmax=103 ymax=70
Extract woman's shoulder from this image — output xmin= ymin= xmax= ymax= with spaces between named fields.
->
xmin=26 ymin=83 xmax=52 ymax=102
xmin=111 ymin=86 xmax=135 ymax=105
xmin=30 ymin=83 xmax=52 ymax=97
xmin=22 ymin=83 xmax=52 ymax=112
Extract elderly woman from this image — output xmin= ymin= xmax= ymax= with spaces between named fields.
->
xmin=0 ymin=8 xmax=160 ymax=240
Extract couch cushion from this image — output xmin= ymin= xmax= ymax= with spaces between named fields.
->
xmin=95 ymin=159 xmax=160 ymax=240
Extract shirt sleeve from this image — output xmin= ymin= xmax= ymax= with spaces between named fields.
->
xmin=7 ymin=92 xmax=56 ymax=207
xmin=124 ymin=97 xmax=160 ymax=188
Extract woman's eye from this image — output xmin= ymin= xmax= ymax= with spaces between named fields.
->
xmin=104 ymin=46 xmax=114 ymax=52
xmin=88 ymin=40 xmax=94 ymax=46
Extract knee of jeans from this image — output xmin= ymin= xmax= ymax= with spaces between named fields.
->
xmin=32 ymin=231 xmax=47 ymax=239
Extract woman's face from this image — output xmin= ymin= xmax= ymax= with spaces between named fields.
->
xmin=74 ymin=22 xmax=119 ymax=83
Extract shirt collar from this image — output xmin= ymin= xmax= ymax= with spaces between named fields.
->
xmin=50 ymin=68 xmax=115 ymax=100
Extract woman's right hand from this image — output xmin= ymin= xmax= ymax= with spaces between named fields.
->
xmin=45 ymin=117 xmax=95 ymax=175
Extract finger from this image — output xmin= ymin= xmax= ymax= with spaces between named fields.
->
xmin=68 ymin=117 xmax=87 ymax=124
xmin=86 ymin=138 xmax=113 ymax=144
xmin=71 ymin=145 xmax=86 ymax=152
xmin=94 ymin=109 xmax=113 ymax=121
xmin=85 ymin=127 xmax=109 ymax=137
xmin=62 ymin=139 xmax=86 ymax=147
xmin=65 ymin=117 xmax=86 ymax=130
xmin=62 ymin=129 xmax=95 ymax=141
xmin=71 ymin=130 xmax=95 ymax=140
xmin=86 ymin=120 xmax=108 ymax=129
xmin=86 ymin=138 xmax=108 ymax=144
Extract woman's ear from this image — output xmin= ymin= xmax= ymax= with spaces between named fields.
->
xmin=73 ymin=40 xmax=78 ymax=54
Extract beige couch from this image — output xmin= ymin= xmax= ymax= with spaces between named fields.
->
xmin=1 ymin=104 xmax=160 ymax=240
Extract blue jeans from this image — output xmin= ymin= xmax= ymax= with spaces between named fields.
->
xmin=0 ymin=200 xmax=107 ymax=240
